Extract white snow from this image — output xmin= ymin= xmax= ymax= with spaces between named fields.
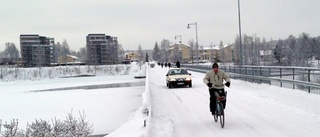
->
xmin=1 ymin=63 xmax=320 ymax=137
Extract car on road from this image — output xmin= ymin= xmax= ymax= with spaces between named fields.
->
xmin=166 ymin=68 xmax=192 ymax=88
xmin=150 ymin=63 xmax=155 ymax=68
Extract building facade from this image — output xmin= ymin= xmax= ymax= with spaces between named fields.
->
xmin=199 ymin=45 xmax=218 ymax=62
xmin=58 ymin=55 xmax=79 ymax=64
xmin=20 ymin=34 xmax=54 ymax=67
xmin=86 ymin=34 xmax=118 ymax=65
xmin=125 ymin=52 xmax=140 ymax=61
xmin=168 ymin=44 xmax=191 ymax=63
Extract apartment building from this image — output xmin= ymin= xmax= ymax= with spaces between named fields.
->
xmin=20 ymin=34 xmax=54 ymax=67
xmin=86 ymin=34 xmax=118 ymax=65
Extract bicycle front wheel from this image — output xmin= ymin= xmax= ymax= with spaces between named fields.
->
xmin=214 ymin=110 xmax=218 ymax=122
xmin=219 ymin=103 xmax=225 ymax=128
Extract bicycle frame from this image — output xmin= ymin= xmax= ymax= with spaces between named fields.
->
xmin=213 ymin=89 xmax=227 ymax=128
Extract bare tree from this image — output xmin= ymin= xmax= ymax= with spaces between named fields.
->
xmin=219 ymin=41 xmax=224 ymax=63
xmin=189 ymin=40 xmax=195 ymax=63
xmin=169 ymin=45 xmax=180 ymax=62
xmin=160 ymin=39 xmax=170 ymax=62
xmin=209 ymin=43 xmax=214 ymax=62
xmin=3 ymin=42 xmax=20 ymax=59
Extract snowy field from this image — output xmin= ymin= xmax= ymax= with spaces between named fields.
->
xmin=0 ymin=63 xmax=146 ymax=135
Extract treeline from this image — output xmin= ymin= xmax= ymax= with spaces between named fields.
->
xmin=233 ymin=32 xmax=320 ymax=67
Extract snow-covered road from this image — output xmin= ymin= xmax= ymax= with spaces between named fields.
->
xmin=147 ymin=66 xmax=320 ymax=137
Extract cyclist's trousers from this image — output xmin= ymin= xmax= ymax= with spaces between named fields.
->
xmin=209 ymin=88 xmax=226 ymax=112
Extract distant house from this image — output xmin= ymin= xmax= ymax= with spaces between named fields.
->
xmin=199 ymin=45 xmax=219 ymax=62
xmin=221 ymin=43 xmax=234 ymax=63
xmin=125 ymin=52 xmax=140 ymax=61
xmin=58 ymin=55 xmax=79 ymax=64
xmin=168 ymin=44 xmax=191 ymax=63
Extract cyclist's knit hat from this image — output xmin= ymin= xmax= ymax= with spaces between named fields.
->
xmin=212 ymin=63 xmax=219 ymax=68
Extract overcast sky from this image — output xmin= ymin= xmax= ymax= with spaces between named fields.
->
xmin=1 ymin=0 xmax=319 ymax=52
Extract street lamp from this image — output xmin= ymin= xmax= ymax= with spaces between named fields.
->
xmin=238 ymin=0 xmax=243 ymax=66
xmin=175 ymin=35 xmax=182 ymax=62
xmin=187 ymin=22 xmax=199 ymax=64
xmin=175 ymin=35 xmax=182 ymax=43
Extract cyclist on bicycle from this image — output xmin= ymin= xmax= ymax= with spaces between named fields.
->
xmin=203 ymin=63 xmax=230 ymax=115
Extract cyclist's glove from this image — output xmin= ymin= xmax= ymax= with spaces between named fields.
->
xmin=207 ymin=83 xmax=212 ymax=87
xmin=225 ymin=82 xmax=230 ymax=87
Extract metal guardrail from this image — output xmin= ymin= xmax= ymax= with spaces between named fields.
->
xmin=183 ymin=64 xmax=320 ymax=94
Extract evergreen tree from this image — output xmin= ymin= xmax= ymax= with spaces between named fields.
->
xmin=274 ymin=39 xmax=285 ymax=64
xmin=152 ymin=42 xmax=161 ymax=61
xmin=137 ymin=44 xmax=144 ymax=62
xmin=145 ymin=53 xmax=149 ymax=62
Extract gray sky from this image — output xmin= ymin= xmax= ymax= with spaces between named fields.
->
xmin=1 ymin=0 xmax=319 ymax=51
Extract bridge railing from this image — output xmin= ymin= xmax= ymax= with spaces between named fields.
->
xmin=182 ymin=64 xmax=320 ymax=94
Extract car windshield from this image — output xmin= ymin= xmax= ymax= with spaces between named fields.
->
xmin=169 ymin=69 xmax=188 ymax=75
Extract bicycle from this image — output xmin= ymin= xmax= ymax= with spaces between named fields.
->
xmin=213 ymin=90 xmax=227 ymax=128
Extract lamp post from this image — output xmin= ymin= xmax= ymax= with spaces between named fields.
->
xmin=238 ymin=0 xmax=243 ymax=66
xmin=187 ymin=22 xmax=199 ymax=64
xmin=175 ymin=35 xmax=182 ymax=62
xmin=175 ymin=35 xmax=182 ymax=44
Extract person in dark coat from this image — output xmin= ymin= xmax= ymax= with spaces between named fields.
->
xmin=164 ymin=62 xmax=167 ymax=67
xmin=168 ymin=62 xmax=171 ymax=68
xmin=176 ymin=61 xmax=181 ymax=68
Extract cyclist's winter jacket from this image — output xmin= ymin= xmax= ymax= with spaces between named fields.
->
xmin=203 ymin=69 xmax=230 ymax=89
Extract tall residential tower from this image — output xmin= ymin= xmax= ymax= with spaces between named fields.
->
xmin=20 ymin=34 xmax=54 ymax=67
xmin=86 ymin=34 xmax=118 ymax=65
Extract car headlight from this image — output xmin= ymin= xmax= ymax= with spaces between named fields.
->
xmin=186 ymin=77 xmax=191 ymax=81
xmin=170 ymin=78 xmax=176 ymax=81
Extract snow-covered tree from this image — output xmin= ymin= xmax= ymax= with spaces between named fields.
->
xmin=252 ymin=35 xmax=261 ymax=65
xmin=209 ymin=43 xmax=214 ymax=62
xmin=160 ymin=39 xmax=170 ymax=62
xmin=137 ymin=44 xmax=144 ymax=62
xmin=3 ymin=42 xmax=20 ymax=59
xmin=145 ymin=53 xmax=149 ymax=62
xmin=219 ymin=41 xmax=224 ymax=63
xmin=53 ymin=40 xmax=72 ymax=63
xmin=77 ymin=47 xmax=87 ymax=62
xmin=25 ymin=111 xmax=93 ymax=137
xmin=117 ymin=44 xmax=125 ymax=62
xmin=295 ymin=33 xmax=313 ymax=66
xmin=0 ymin=119 xmax=19 ymax=136
xmin=169 ymin=45 xmax=180 ymax=62
xmin=152 ymin=42 xmax=161 ymax=61
xmin=61 ymin=39 xmax=71 ymax=56
xmin=315 ymin=36 xmax=320 ymax=64
xmin=285 ymin=35 xmax=297 ymax=66
xmin=189 ymin=40 xmax=195 ymax=63
xmin=274 ymin=39 xmax=285 ymax=64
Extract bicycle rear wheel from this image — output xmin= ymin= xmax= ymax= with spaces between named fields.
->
xmin=219 ymin=103 xmax=225 ymax=128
